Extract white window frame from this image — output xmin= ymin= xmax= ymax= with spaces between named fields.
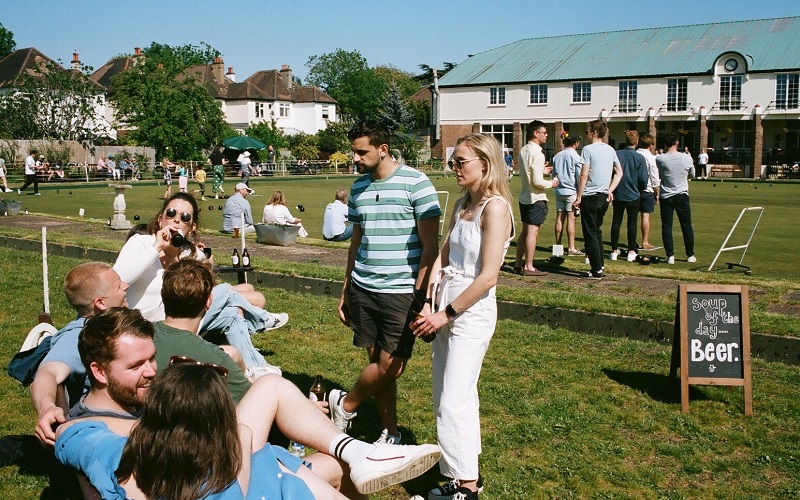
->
xmin=572 ymin=82 xmax=591 ymax=103
xmin=489 ymin=87 xmax=506 ymax=105
xmin=618 ymin=80 xmax=637 ymax=112
xmin=719 ymin=75 xmax=742 ymax=110
xmin=255 ymin=102 xmax=264 ymax=119
xmin=279 ymin=103 xmax=290 ymax=117
xmin=776 ymin=73 xmax=799 ymax=110
xmin=529 ymin=84 xmax=547 ymax=104
xmin=666 ymin=78 xmax=688 ymax=112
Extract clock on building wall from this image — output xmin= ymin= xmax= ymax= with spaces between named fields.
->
xmin=724 ymin=58 xmax=739 ymax=72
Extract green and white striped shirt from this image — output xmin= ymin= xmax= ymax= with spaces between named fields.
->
xmin=348 ymin=165 xmax=441 ymax=293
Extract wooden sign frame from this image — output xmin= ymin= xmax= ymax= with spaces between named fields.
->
xmin=669 ymin=284 xmax=752 ymax=415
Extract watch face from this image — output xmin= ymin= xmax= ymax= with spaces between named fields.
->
xmin=724 ymin=58 xmax=738 ymax=72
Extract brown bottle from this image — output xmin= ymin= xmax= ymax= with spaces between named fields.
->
xmin=242 ymin=248 xmax=250 ymax=267
xmin=309 ymin=374 xmax=326 ymax=403
xmin=232 ymin=248 xmax=240 ymax=267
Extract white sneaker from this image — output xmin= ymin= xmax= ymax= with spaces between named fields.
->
xmin=687 ymin=255 xmax=697 ymax=263
xmin=349 ymin=443 xmax=441 ymax=494
xmin=610 ymin=250 xmax=619 ymax=261
xmin=584 ymin=257 xmax=590 ymax=265
xmin=16 ymin=189 xmax=21 ymax=195
xmin=374 ymin=429 xmax=402 ymax=445
xmin=667 ymin=256 xmax=675 ymax=265
xmin=627 ymin=252 xmax=637 ymax=262
xmin=429 ymin=476 xmax=485 ymax=500
xmin=329 ymin=388 xmax=356 ymax=432
xmin=263 ymin=312 xmax=288 ymax=331
xmin=245 ymin=364 xmax=282 ymax=380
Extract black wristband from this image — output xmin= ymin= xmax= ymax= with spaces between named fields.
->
xmin=445 ymin=303 xmax=457 ymax=319
xmin=424 ymin=298 xmax=433 ymax=306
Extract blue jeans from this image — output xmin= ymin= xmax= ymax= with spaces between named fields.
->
xmin=580 ymin=193 xmax=609 ymax=274
xmin=660 ymin=193 xmax=694 ymax=258
xmin=326 ymin=225 xmax=353 ymax=242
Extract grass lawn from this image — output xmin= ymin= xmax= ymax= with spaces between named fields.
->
xmin=3 ymin=174 xmax=798 ymax=280
xmin=1 ymin=247 xmax=799 ymax=498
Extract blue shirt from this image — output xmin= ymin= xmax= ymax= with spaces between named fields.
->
xmin=552 ymin=148 xmax=582 ymax=196
xmin=580 ymin=142 xmax=620 ymax=196
xmin=614 ymin=147 xmax=648 ymax=202
xmin=40 ymin=317 xmax=89 ymax=404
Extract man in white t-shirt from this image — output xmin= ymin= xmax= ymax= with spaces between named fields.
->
xmin=322 ymin=189 xmax=352 ymax=241
xmin=18 ymin=149 xmax=41 ymax=195
xmin=573 ymin=120 xmax=622 ymax=279
xmin=697 ymin=148 xmax=709 ymax=179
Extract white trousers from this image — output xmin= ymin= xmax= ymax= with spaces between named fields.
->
xmin=432 ymin=272 xmax=496 ymax=480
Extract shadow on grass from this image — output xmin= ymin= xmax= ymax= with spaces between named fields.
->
xmin=602 ymin=368 xmax=712 ymax=405
xmin=0 ymin=434 xmax=82 ymax=499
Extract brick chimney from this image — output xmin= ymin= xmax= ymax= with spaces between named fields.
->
xmin=134 ymin=47 xmax=142 ymax=57
xmin=71 ymin=52 xmax=80 ymax=71
xmin=280 ymin=64 xmax=293 ymax=89
xmin=212 ymin=56 xmax=225 ymax=83
xmin=226 ymin=66 xmax=236 ymax=83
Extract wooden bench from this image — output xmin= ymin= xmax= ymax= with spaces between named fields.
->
xmin=708 ymin=164 xmax=743 ymax=178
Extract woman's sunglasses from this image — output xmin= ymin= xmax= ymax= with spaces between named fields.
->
xmin=164 ymin=207 xmax=193 ymax=223
xmin=169 ymin=355 xmax=228 ymax=380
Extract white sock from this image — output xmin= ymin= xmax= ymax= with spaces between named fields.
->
xmin=329 ymin=433 xmax=376 ymax=464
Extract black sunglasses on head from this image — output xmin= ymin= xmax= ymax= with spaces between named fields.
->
xmin=169 ymin=355 xmax=228 ymax=380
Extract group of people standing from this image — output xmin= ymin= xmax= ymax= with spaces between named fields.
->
xmin=513 ymin=120 xmax=697 ymax=279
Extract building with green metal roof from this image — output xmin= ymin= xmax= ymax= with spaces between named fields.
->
xmin=433 ymin=17 xmax=800 ymax=178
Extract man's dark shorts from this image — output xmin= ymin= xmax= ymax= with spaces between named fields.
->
xmin=519 ymin=200 xmax=548 ymax=226
xmin=349 ymin=283 xmax=417 ymax=359
xmin=640 ymin=192 xmax=655 ymax=214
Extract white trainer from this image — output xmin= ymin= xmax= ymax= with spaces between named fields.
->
xmin=627 ymin=252 xmax=637 ymax=262
xmin=329 ymin=388 xmax=356 ymax=432
xmin=667 ymin=256 xmax=675 ymax=265
xmin=263 ymin=312 xmax=289 ymax=331
xmin=687 ymin=255 xmax=697 ymax=263
xmin=610 ymin=249 xmax=619 ymax=261
xmin=245 ymin=365 xmax=282 ymax=380
xmin=349 ymin=443 xmax=441 ymax=494
xmin=374 ymin=428 xmax=402 ymax=445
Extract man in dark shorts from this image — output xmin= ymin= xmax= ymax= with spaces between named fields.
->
xmin=333 ymin=120 xmax=441 ymax=444
xmin=514 ymin=120 xmax=558 ymax=276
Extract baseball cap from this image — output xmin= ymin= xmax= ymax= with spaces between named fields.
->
xmin=235 ymin=183 xmax=254 ymax=193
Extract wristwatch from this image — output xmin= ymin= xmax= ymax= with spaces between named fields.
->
xmin=445 ymin=303 xmax=457 ymax=319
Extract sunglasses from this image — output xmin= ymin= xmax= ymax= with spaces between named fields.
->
xmin=164 ymin=207 xmax=193 ymax=223
xmin=447 ymin=157 xmax=480 ymax=171
xmin=169 ymin=355 xmax=228 ymax=380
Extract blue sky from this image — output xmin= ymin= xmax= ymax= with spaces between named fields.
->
xmin=4 ymin=0 xmax=800 ymax=83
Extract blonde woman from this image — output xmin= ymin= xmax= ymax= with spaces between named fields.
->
xmin=262 ymin=190 xmax=308 ymax=237
xmin=412 ymin=133 xmax=515 ymax=500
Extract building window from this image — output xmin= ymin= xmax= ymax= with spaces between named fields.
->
xmin=776 ymin=74 xmax=799 ymax=110
xmin=666 ymin=78 xmax=688 ymax=111
xmin=322 ymin=105 xmax=330 ymax=119
xmin=529 ymin=84 xmax=547 ymax=104
xmin=618 ymin=81 xmax=637 ymax=112
xmin=279 ymin=103 xmax=290 ymax=117
xmin=255 ymin=103 xmax=264 ymax=118
xmin=481 ymin=124 xmax=513 ymax=151
xmin=572 ymin=82 xmax=591 ymax=103
xmin=489 ymin=87 xmax=506 ymax=105
xmin=719 ymin=76 xmax=742 ymax=110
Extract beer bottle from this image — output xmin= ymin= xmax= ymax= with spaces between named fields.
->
xmin=309 ymin=374 xmax=326 ymax=403
xmin=242 ymin=248 xmax=250 ymax=267
xmin=232 ymin=248 xmax=240 ymax=267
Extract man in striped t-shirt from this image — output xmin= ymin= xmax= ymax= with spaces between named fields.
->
xmin=331 ymin=120 xmax=441 ymax=444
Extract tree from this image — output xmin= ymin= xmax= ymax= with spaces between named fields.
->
xmin=378 ymin=83 xmax=413 ymax=134
xmin=316 ymin=121 xmax=350 ymax=155
xmin=246 ymin=119 xmax=287 ymax=152
xmin=414 ymin=63 xmax=457 ymax=87
xmin=0 ymin=58 xmax=110 ymax=146
xmin=407 ymin=98 xmax=431 ymax=130
xmin=0 ymin=22 xmax=15 ymax=59
xmin=306 ymin=49 xmax=389 ymax=120
xmin=373 ymin=66 xmax=420 ymax=99
xmin=305 ymin=49 xmax=369 ymax=94
xmin=111 ymin=42 xmax=229 ymax=160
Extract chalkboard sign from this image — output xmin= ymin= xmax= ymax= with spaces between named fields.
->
xmin=670 ymin=284 xmax=752 ymax=415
